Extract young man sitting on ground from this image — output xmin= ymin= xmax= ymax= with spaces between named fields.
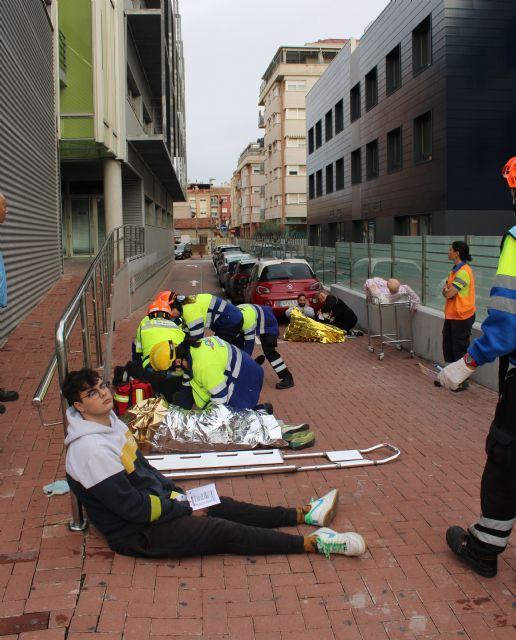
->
xmin=62 ymin=368 xmax=367 ymax=560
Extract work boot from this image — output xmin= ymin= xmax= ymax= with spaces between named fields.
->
xmin=446 ymin=526 xmax=497 ymax=577
xmin=0 ymin=403 xmax=5 ymax=414
xmin=254 ymin=355 xmax=266 ymax=366
xmin=0 ymin=388 xmax=18 ymax=402
xmin=281 ymin=423 xmax=309 ymax=439
xmin=276 ymin=371 xmax=294 ymax=390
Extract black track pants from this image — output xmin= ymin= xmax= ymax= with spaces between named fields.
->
xmin=469 ymin=369 xmax=516 ymax=555
xmin=111 ymin=497 xmax=304 ymax=558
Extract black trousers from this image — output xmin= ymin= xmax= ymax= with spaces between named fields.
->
xmin=442 ymin=315 xmax=475 ymax=362
xmin=469 ymin=369 xmax=516 ymax=555
xmin=111 ymin=497 xmax=304 ymax=558
xmin=260 ymin=332 xmax=291 ymax=380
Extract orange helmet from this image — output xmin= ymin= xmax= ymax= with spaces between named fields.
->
xmin=146 ymin=298 xmax=172 ymax=317
xmin=502 ymin=157 xmax=516 ymax=188
xmin=155 ymin=290 xmax=176 ymax=305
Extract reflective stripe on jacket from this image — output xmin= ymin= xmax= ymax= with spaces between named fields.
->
xmin=135 ymin=317 xmax=185 ymax=366
xmin=183 ymin=336 xmax=263 ymax=409
xmin=238 ymin=304 xmax=279 ymax=355
xmin=469 ymin=228 xmax=516 ymax=367
xmin=181 ymin=294 xmax=242 ymax=339
xmin=445 ymin=262 xmax=476 ymax=320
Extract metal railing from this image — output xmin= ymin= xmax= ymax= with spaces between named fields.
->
xmin=32 ymin=225 xmax=144 ymax=530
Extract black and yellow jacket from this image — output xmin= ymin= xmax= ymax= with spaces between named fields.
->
xmin=64 ymin=407 xmax=191 ymax=546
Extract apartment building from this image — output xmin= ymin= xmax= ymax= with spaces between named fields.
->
xmin=258 ymin=40 xmax=347 ymax=234
xmin=0 ymin=0 xmax=61 ymax=340
xmin=231 ymin=140 xmax=266 ymax=238
xmin=306 ymin=0 xmax=516 ymax=245
xmin=174 ymin=183 xmax=232 ymax=247
xmin=58 ymin=0 xmax=187 ymax=257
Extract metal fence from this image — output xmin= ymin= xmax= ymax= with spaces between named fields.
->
xmin=241 ymin=235 xmax=500 ymax=323
xmin=32 ymin=225 xmax=144 ymax=530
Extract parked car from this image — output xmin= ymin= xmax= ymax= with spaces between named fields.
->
xmin=174 ymin=243 xmax=192 ymax=260
xmin=243 ymin=259 xmax=322 ymax=317
xmin=214 ymin=245 xmax=243 ymax=274
xmin=227 ymin=259 xmax=258 ymax=303
xmin=212 ymin=244 xmax=236 ymax=266
xmin=219 ymin=253 xmax=252 ymax=287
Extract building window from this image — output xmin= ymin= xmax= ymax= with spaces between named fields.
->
xmin=325 ymin=110 xmax=333 ymax=142
xmin=210 ymin=196 xmax=218 ymax=207
xmin=286 ymin=193 xmax=307 ymax=204
xmin=315 ymin=120 xmax=322 ymax=149
xmin=335 ymin=158 xmax=344 ymax=190
xmin=366 ymin=140 xmax=379 ymax=180
xmin=335 ymin=99 xmax=344 ymax=134
xmin=351 ymin=148 xmax=362 ymax=184
xmin=413 ymin=15 xmax=432 ymax=75
xmin=308 ymin=128 xmax=314 ymax=154
xmin=285 ymin=80 xmax=306 ymax=91
xmin=414 ymin=111 xmax=432 ymax=163
xmin=350 ymin=83 xmax=361 ymax=122
xmin=387 ymin=126 xmax=403 ymax=172
xmin=365 ymin=67 xmax=378 ymax=111
xmin=286 ymin=137 xmax=306 ymax=148
xmin=285 ymin=108 xmax=305 ymax=119
xmin=309 ymin=174 xmax=315 ymax=200
xmin=251 ymin=164 xmax=262 ymax=174
xmin=326 ymin=164 xmax=334 ymax=194
xmin=286 ymin=165 xmax=305 ymax=176
xmin=386 ymin=44 xmax=401 ymax=95
xmin=316 ymin=169 xmax=323 ymax=197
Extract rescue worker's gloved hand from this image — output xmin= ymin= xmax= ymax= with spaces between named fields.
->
xmin=438 ymin=357 xmax=475 ymax=390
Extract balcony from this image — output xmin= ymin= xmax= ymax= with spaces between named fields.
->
xmin=126 ymin=8 xmax=162 ymax=97
xmin=127 ymin=135 xmax=184 ymax=200
xmin=58 ymin=30 xmax=67 ymax=87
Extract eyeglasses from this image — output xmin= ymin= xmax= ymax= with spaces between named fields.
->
xmin=80 ymin=381 xmax=111 ymax=400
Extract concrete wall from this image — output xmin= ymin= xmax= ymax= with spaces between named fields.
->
xmin=331 ymin=284 xmax=499 ymax=390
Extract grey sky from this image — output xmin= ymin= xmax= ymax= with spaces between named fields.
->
xmin=179 ymin=0 xmax=390 ymax=185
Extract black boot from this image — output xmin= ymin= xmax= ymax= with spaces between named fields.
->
xmin=254 ymin=355 xmax=266 ymax=366
xmin=0 ymin=388 xmax=18 ymax=402
xmin=276 ymin=371 xmax=294 ymax=390
xmin=446 ymin=526 xmax=497 ymax=577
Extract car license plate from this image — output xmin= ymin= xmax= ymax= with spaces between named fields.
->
xmin=279 ymin=300 xmax=296 ymax=307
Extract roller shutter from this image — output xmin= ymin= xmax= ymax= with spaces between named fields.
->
xmin=0 ymin=0 xmax=61 ymax=341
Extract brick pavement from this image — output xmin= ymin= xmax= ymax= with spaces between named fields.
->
xmin=0 ymin=256 xmax=513 ymax=639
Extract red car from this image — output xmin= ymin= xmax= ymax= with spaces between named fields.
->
xmin=243 ymin=259 xmax=322 ymax=317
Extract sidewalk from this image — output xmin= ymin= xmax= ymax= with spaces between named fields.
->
xmin=0 ymin=257 xmax=512 ymax=640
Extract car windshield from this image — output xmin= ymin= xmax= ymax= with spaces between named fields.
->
xmin=176 ymin=245 xmax=185 ymax=251
xmin=260 ymin=263 xmax=314 ymax=281
xmin=239 ymin=262 xmax=256 ymax=274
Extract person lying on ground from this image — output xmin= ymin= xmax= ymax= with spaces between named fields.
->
xmin=62 ymin=368 xmax=367 ymax=560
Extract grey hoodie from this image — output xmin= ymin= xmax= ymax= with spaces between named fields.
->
xmin=65 ymin=407 xmax=191 ymax=545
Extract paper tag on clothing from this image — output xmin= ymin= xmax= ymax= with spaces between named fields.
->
xmin=418 ymin=363 xmax=439 ymax=382
xmin=186 ymin=483 xmax=221 ymax=510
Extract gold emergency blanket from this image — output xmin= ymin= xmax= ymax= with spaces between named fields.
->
xmin=126 ymin=398 xmax=287 ymax=453
xmin=284 ymin=307 xmax=346 ymax=343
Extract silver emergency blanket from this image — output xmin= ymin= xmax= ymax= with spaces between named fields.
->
xmin=150 ymin=404 xmax=287 ymax=453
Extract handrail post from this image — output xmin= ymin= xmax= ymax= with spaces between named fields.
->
xmin=80 ymin=295 xmax=92 ymax=369
xmin=92 ymin=269 xmax=103 ymax=367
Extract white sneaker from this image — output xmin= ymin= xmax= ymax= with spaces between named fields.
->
xmin=314 ymin=527 xmax=366 ymax=558
xmin=305 ymin=489 xmax=339 ymax=527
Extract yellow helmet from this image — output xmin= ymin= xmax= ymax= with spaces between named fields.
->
xmin=149 ymin=330 xmax=185 ymax=371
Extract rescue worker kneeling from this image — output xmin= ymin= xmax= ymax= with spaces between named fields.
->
xmin=132 ymin=299 xmax=185 ymax=402
xmin=150 ymin=336 xmax=265 ymax=411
